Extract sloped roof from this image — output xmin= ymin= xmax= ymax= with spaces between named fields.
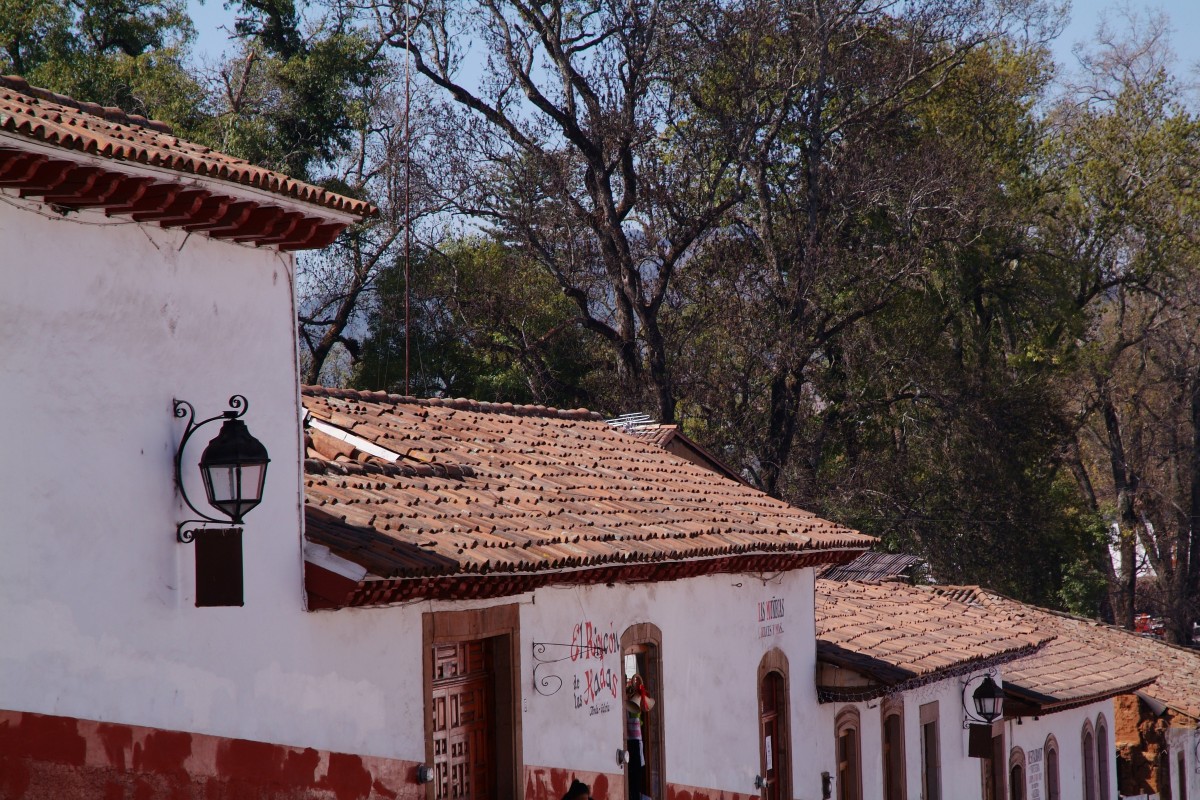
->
xmin=0 ymin=75 xmax=373 ymax=248
xmin=302 ymin=386 xmax=874 ymax=606
xmin=815 ymin=580 xmax=1049 ymax=702
xmin=932 ymin=587 xmax=1170 ymax=717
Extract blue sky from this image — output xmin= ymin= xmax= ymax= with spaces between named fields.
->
xmin=1057 ymin=0 xmax=1200 ymax=75
xmin=185 ymin=0 xmax=1200 ymax=76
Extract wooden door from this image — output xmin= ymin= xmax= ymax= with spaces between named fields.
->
xmin=431 ymin=641 xmax=494 ymax=800
xmin=759 ymin=671 xmax=788 ymax=800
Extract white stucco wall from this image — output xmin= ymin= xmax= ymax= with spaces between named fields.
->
xmin=0 ymin=186 xmax=828 ymax=791
xmin=0 ymin=192 xmax=346 ymax=748
xmin=815 ymin=677 xmax=1124 ymax=800
xmin=819 ymin=676 xmax=988 ymax=800
xmin=1008 ymin=702 xmax=1115 ymax=800
xmin=515 ymin=568 xmax=819 ymax=796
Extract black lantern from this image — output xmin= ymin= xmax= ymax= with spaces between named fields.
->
xmin=199 ymin=417 xmax=269 ymax=523
xmin=174 ymin=395 xmax=270 ymax=542
xmin=972 ymin=674 xmax=1005 ymax=724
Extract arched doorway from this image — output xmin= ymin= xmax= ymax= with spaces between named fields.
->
xmin=758 ymin=650 xmax=791 ymax=800
xmin=622 ymin=623 xmax=664 ymax=800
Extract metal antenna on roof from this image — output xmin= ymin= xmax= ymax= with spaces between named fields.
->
xmin=403 ymin=0 xmax=412 ymax=397
xmin=605 ymin=412 xmax=656 ymax=434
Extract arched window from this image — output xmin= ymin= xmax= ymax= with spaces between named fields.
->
xmin=1009 ymin=748 xmax=1026 ymax=800
xmin=758 ymin=650 xmax=792 ymax=800
xmin=1096 ymin=714 xmax=1111 ymax=800
xmin=835 ymin=707 xmax=863 ymax=800
xmin=1082 ymin=720 xmax=1097 ymax=800
xmin=1044 ymin=735 xmax=1060 ymax=800
xmin=881 ymin=696 xmax=907 ymax=800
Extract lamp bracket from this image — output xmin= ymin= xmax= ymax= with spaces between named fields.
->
xmin=173 ymin=395 xmax=249 ymax=537
xmin=177 ymin=521 xmax=243 ymax=544
xmin=530 ymin=640 xmax=607 ymax=696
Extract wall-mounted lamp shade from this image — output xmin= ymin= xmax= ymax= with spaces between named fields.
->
xmin=972 ymin=675 xmax=1005 ymax=723
xmin=199 ymin=417 xmax=270 ymax=524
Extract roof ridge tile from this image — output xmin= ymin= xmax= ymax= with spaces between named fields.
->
xmin=305 ymin=457 xmax=475 ymax=480
xmin=302 ymin=384 xmax=603 ymax=421
xmin=2 ymin=74 xmax=173 ymax=134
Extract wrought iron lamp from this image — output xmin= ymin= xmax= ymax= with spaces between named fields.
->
xmin=962 ymin=672 xmax=1005 ymax=727
xmin=963 ymin=671 xmax=1006 ymax=758
xmin=173 ymin=395 xmax=270 ymax=542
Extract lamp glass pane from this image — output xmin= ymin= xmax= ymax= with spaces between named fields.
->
xmin=240 ymin=463 xmax=267 ymax=502
xmin=204 ymin=464 xmax=239 ymax=503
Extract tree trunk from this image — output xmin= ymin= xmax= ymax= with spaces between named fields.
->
xmin=1101 ymin=391 xmax=1138 ymax=629
xmin=1180 ymin=372 xmax=1200 ymax=645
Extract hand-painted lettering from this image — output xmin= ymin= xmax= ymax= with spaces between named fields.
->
xmin=566 ymin=619 xmax=619 ymax=715
xmin=757 ymin=597 xmax=785 ymax=622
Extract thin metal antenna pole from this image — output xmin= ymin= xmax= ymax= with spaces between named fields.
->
xmin=403 ymin=2 xmax=412 ymax=396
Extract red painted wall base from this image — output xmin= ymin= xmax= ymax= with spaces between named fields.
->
xmin=0 ymin=709 xmax=423 ymax=800
xmin=1 ymin=710 xmax=763 ymax=800
xmin=523 ymin=765 xmax=759 ymax=800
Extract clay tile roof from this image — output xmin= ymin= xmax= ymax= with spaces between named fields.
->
xmin=302 ymin=386 xmax=874 ymax=605
xmin=930 ymin=587 xmax=1168 ymax=716
xmin=0 ymin=75 xmax=375 ymax=220
xmin=815 ymin=580 xmax=1050 ymax=702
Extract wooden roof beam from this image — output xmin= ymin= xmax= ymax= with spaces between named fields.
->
xmin=182 ymin=201 xmax=254 ymax=233
xmin=235 ymin=211 xmax=306 ymax=244
xmin=156 ymin=194 xmax=231 ymax=228
xmin=104 ymin=183 xmax=181 ymax=217
xmin=130 ymin=189 xmax=211 ymax=224
xmin=1 ymin=159 xmax=74 ymax=195
xmin=279 ymin=221 xmax=345 ymax=251
xmin=208 ymin=205 xmax=284 ymax=239
xmin=42 ymin=171 xmax=124 ymax=206
xmin=18 ymin=165 xmax=107 ymax=202
xmin=0 ymin=151 xmax=48 ymax=183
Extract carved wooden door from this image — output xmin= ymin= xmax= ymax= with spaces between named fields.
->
xmin=431 ymin=641 xmax=494 ymax=800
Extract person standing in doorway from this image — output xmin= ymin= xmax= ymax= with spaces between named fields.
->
xmin=626 ymin=675 xmax=654 ymax=800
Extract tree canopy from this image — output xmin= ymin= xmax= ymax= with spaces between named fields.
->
xmin=12 ymin=0 xmax=1200 ymax=639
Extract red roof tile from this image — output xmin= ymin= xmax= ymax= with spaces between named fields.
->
xmin=302 ymin=386 xmax=874 ymax=604
xmin=815 ymin=580 xmax=1050 ymax=701
xmin=931 ymin=587 xmax=1168 ymax=716
xmin=0 ymin=75 xmax=375 ymax=242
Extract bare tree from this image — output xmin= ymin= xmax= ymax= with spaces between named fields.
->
xmin=378 ymin=0 xmax=758 ymax=419
xmin=297 ymin=72 xmax=444 ymax=385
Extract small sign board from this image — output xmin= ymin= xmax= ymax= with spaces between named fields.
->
xmin=968 ymin=724 xmax=992 ymax=758
xmin=195 ymin=527 xmax=244 ymax=607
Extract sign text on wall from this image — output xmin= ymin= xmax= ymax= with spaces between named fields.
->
xmin=758 ymin=597 xmax=785 ymax=638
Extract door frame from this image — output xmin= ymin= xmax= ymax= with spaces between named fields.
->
xmin=757 ymin=649 xmax=792 ymax=800
xmin=423 ymin=603 xmax=522 ymax=800
xmin=621 ymin=622 xmax=665 ymax=800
